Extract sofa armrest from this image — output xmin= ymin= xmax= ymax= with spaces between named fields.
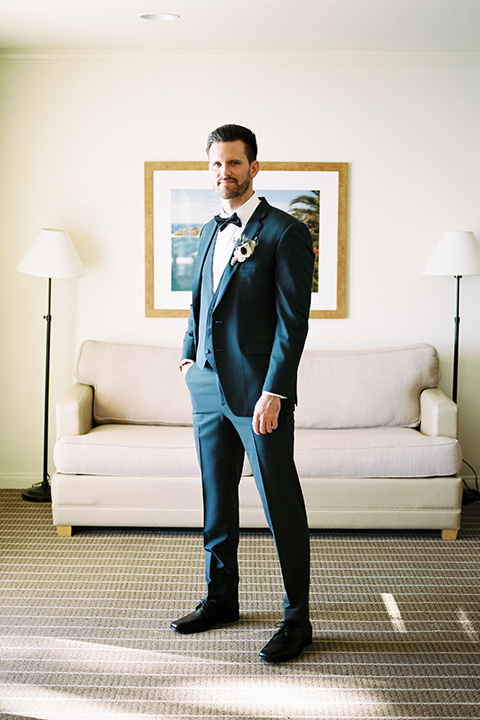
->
xmin=56 ymin=383 xmax=94 ymax=438
xmin=420 ymin=387 xmax=458 ymax=439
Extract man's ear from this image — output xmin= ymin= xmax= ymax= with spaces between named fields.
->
xmin=251 ymin=160 xmax=260 ymax=179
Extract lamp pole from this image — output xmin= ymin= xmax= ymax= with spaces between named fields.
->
xmin=452 ymin=275 xmax=461 ymax=405
xmin=22 ymin=278 xmax=53 ymax=502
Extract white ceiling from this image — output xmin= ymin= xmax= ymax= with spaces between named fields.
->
xmin=1 ymin=0 xmax=480 ymax=54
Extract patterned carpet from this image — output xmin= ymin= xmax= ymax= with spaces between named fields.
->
xmin=1 ymin=488 xmax=479 ymax=720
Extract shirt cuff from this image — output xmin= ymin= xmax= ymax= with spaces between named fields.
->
xmin=262 ymin=390 xmax=287 ymax=400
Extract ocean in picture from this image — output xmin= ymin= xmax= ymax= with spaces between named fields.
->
xmin=171 ymin=223 xmax=201 ymax=292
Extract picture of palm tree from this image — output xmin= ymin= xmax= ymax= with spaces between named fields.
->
xmin=288 ymin=190 xmax=320 ymax=292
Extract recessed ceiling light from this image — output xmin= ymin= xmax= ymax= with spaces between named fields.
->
xmin=140 ymin=13 xmax=179 ymax=21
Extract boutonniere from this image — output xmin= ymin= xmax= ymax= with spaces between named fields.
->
xmin=230 ymin=235 xmax=258 ymax=266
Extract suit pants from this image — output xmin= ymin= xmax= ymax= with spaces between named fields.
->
xmin=185 ymin=362 xmax=310 ymax=624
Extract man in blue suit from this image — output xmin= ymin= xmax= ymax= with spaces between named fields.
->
xmin=171 ymin=124 xmax=314 ymax=663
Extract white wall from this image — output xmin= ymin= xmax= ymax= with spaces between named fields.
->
xmin=1 ymin=50 xmax=479 ymax=489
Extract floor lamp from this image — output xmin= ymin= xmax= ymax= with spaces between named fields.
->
xmin=423 ymin=230 xmax=480 ymax=503
xmin=16 ymin=229 xmax=86 ymax=502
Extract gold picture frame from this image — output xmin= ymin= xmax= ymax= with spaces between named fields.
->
xmin=145 ymin=161 xmax=348 ymax=318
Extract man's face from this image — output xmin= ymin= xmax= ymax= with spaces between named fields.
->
xmin=208 ymin=140 xmax=259 ymax=206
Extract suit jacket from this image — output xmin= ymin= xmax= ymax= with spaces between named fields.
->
xmin=182 ymin=197 xmax=314 ymax=417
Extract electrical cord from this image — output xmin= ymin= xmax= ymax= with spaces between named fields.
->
xmin=461 ymin=459 xmax=480 ymax=504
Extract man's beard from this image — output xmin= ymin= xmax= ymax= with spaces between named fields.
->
xmin=216 ymin=170 xmax=252 ymax=200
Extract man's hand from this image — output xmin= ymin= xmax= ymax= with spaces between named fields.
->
xmin=252 ymin=393 xmax=281 ymax=435
xmin=179 ymin=360 xmax=194 ymax=374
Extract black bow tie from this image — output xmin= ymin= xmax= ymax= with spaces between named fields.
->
xmin=214 ymin=212 xmax=242 ymax=232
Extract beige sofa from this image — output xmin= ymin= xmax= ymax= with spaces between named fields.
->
xmin=52 ymin=341 xmax=463 ymax=539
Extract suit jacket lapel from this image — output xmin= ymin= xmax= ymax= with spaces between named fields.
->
xmin=192 ymin=222 xmax=217 ymax=311
xmin=243 ymin=196 xmax=269 ymax=240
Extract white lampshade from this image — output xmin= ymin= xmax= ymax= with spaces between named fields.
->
xmin=16 ymin=228 xmax=86 ymax=279
xmin=423 ymin=231 xmax=480 ymax=276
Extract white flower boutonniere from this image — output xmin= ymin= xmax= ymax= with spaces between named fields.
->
xmin=231 ymin=235 xmax=258 ymax=266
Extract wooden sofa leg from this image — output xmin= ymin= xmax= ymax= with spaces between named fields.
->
xmin=441 ymin=529 xmax=458 ymax=541
xmin=57 ymin=525 xmax=72 ymax=537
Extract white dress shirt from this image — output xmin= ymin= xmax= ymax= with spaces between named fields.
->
xmin=212 ymin=192 xmax=260 ymax=291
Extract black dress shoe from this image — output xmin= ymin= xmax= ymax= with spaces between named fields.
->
xmin=259 ymin=620 xmax=312 ymax=663
xmin=170 ymin=600 xmax=239 ymax=634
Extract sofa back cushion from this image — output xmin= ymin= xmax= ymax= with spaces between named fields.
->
xmin=76 ymin=340 xmax=193 ymax=426
xmin=76 ymin=340 xmax=439 ymax=430
xmin=295 ymin=344 xmax=439 ymax=429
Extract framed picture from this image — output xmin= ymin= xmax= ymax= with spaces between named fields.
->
xmin=145 ymin=161 xmax=348 ymax=318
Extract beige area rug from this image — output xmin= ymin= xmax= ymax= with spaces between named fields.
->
xmin=1 ymin=489 xmax=479 ymax=720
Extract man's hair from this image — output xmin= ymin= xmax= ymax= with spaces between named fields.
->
xmin=206 ymin=124 xmax=258 ymax=163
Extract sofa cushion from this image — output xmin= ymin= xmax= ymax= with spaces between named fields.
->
xmin=54 ymin=424 xmax=252 ymax=478
xmin=295 ymin=344 xmax=439 ymax=429
xmin=294 ymin=427 xmax=462 ymax=478
xmin=54 ymin=425 xmax=201 ymax=476
xmin=75 ymin=341 xmax=193 ymax=426
xmin=54 ymin=423 xmax=460 ymax=480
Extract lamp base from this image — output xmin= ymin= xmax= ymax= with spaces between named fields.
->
xmin=22 ymin=481 xmax=51 ymax=503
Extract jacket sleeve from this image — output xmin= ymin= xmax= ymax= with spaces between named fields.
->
xmin=262 ymin=220 xmax=314 ymax=399
xmin=181 ymin=305 xmax=196 ymax=362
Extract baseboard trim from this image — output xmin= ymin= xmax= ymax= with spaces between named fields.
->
xmin=0 ymin=473 xmax=42 ymax=489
